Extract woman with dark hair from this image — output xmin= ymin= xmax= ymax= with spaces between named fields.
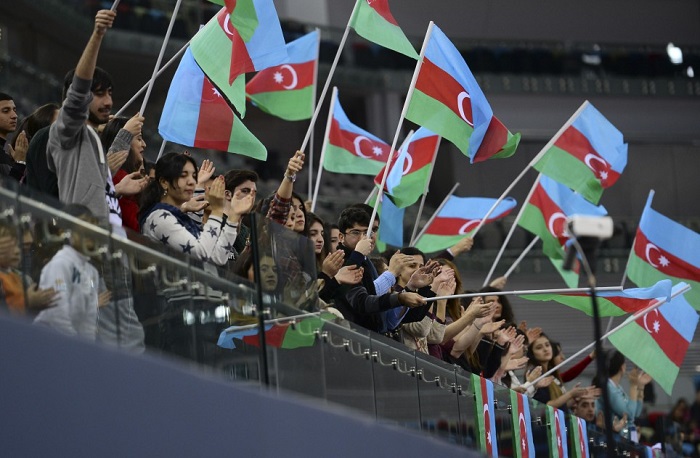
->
xmin=139 ymin=152 xmax=254 ymax=265
xmin=12 ymin=103 xmax=60 ymax=149
xmin=285 ymin=192 xmax=307 ymax=235
xmin=479 ymin=286 xmax=515 ymax=323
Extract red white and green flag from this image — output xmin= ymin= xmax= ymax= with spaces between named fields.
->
xmin=159 ymin=48 xmax=266 ymax=160
xmin=545 ymin=405 xmax=568 ymax=458
xmin=533 ymin=102 xmax=628 ymax=204
xmin=321 ymin=89 xmax=392 ymax=175
xmin=608 ymin=284 xmax=698 ymax=394
xmin=415 ymin=196 xmax=517 ymax=253
xmin=568 ymin=415 xmax=590 ymax=458
xmin=192 ymin=1 xmax=288 ymax=116
xmin=217 ymin=314 xmax=330 ymax=349
xmin=626 ymin=193 xmax=700 ymax=309
xmin=472 ymin=373 xmax=498 ymax=457
xmin=520 ymin=279 xmax=672 ymax=317
xmin=405 ymin=24 xmax=518 ymax=162
xmin=246 ymin=30 xmax=319 ymax=121
xmin=510 ymin=390 xmax=535 ymax=458
xmin=348 ymin=0 xmax=419 ymax=60
xmin=373 ymin=127 xmax=440 ymax=208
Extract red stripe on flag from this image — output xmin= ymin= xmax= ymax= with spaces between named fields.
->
xmin=242 ymin=323 xmax=290 ymax=348
xmin=426 ymin=216 xmax=480 ymax=236
xmin=246 ymin=60 xmax=316 ymax=95
xmin=554 ymin=409 xmax=564 ymax=457
xmin=517 ymin=394 xmax=530 ymax=457
xmin=194 ymin=77 xmax=234 ymax=150
xmin=415 ymin=58 xmax=473 ymax=126
xmin=529 ymin=183 xmax=568 ymax=246
xmin=374 ymin=135 xmax=438 ymax=188
xmin=633 ymin=229 xmax=700 ymax=281
xmin=560 ymin=293 xmax=656 ymax=314
xmin=365 ymin=0 xmax=399 ymax=26
xmin=634 ymin=307 xmax=691 ymax=367
xmin=216 ymin=9 xmax=254 ymax=84
xmin=328 ymin=118 xmax=391 ymax=162
xmin=472 ymin=115 xmax=509 ymax=163
xmin=480 ymin=376 xmax=494 ymax=456
xmin=554 ymin=125 xmax=621 ymax=188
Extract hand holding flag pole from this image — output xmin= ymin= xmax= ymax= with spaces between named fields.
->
xmin=367 ymin=22 xmax=436 ymax=238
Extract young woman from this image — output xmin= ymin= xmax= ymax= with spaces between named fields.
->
xmin=139 ymin=153 xmax=253 ymax=265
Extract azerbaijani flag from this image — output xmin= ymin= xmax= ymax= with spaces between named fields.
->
xmin=217 ymin=314 xmax=329 ymax=349
xmin=626 ymin=193 xmax=700 ymax=309
xmin=348 ymin=0 xmax=419 ymax=59
xmin=191 ymin=1 xmax=288 ymax=116
xmin=246 ymin=30 xmax=318 ymax=121
xmin=545 ymin=405 xmax=568 ymax=458
xmin=608 ymin=285 xmax=698 ymax=395
xmin=569 ymin=415 xmax=590 ymax=458
xmin=406 ymin=25 xmax=516 ymax=163
xmin=518 ymin=175 xmax=607 ymax=261
xmin=374 ymin=127 xmax=440 ymax=208
xmin=322 ymin=90 xmax=392 ymax=175
xmin=510 ymin=390 xmax=535 ymax=458
xmin=520 ymin=279 xmax=673 ymax=317
xmin=533 ymin=102 xmax=628 ymax=204
xmin=472 ymin=373 xmax=498 ymax=457
xmin=159 ymin=48 xmax=267 ymax=160
xmin=415 ymin=196 xmax=517 ymax=253
xmin=375 ymin=193 xmax=405 ymax=248
xmin=472 ymin=115 xmax=521 ymax=163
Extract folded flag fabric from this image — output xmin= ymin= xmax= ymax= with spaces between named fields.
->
xmin=545 ymin=405 xmax=568 ymax=458
xmin=322 ymin=90 xmax=392 ymax=175
xmin=520 ymin=279 xmax=673 ymax=317
xmin=159 ymin=48 xmax=267 ymax=160
xmin=472 ymin=373 xmax=498 ymax=457
xmin=510 ymin=390 xmax=535 ymax=458
xmin=217 ymin=314 xmax=330 ymax=349
xmin=533 ymin=102 xmax=628 ymax=204
xmin=348 ymin=0 xmax=419 ymax=59
xmin=608 ymin=284 xmax=698 ymax=395
xmin=569 ymin=415 xmax=590 ymax=458
xmin=191 ymin=1 xmax=288 ymax=116
xmin=374 ymin=127 xmax=440 ymax=208
xmin=472 ymin=115 xmax=521 ymax=163
xmin=415 ymin=196 xmax=517 ymax=253
xmin=246 ymin=30 xmax=319 ymax=121
xmin=627 ymin=193 xmax=700 ymax=309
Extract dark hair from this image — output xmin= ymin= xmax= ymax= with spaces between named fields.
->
xmin=607 ymin=350 xmax=626 ymax=377
xmin=224 ymin=169 xmax=258 ymax=192
xmin=62 ymin=67 xmax=113 ymax=100
xmin=338 ymin=207 xmax=371 ymax=233
xmin=142 ymin=160 xmax=155 ymax=176
xmin=138 ymin=153 xmax=198 ymax=222
xmin=100 ymin=117 xmax=142 ymax=173
xmin=290 ymin=192 xmax=308 ymax=235
xmin=397 ymin=246 xmax=426 ymax=263
xmin=479 ymin=286 xmax=515 ymax=323
xmin=306 ymin=212 xmax=329 ymax=269
xmin=527 ymin=333 xmax=563 ymax=384
xmin=62 ymin=203 xmax=94 ymax=220
xmin=347 ymin=203 xmax=380 ymax=224
xmin=436 ymin=258 xmax=464 ymax=322
xmin=0 ymin=92 xmax=13 ymax=102
xmin=26 ymin=103 xmax=59 ymax=137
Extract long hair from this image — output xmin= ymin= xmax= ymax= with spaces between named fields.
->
xmin=306 ymin=212 xmax=329 ymax=271
xmin=100 ymin=116 xmax=142 ymax=173
xmin=11 ymin=103 xmax=59 ymax=149
xmin=138 ymin=153 xmax=198 ymax=222
xmin=527 ymin=333 xmax=564 ymax=399
xmin=435 ymin=258 xmax=463 ymax=322
xmin=479 ymin=286 xmax=515 ymax=323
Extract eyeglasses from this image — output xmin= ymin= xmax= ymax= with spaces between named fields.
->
xmin=344 ymin=227 xmax=379 ymax=237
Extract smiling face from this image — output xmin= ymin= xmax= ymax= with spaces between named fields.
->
xmin=161 ymin=161 xmax=197 ymax=206
xmin=308 ymin=221 xmax=325 ymax=254
xmin=87 ymin=87 xmax=113 ymax=127
xmin=531 ymin=336 xmax=553 ymax=365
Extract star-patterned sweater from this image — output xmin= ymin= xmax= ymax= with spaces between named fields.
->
xmin=141 ymin=204 xmax=238 ymax=266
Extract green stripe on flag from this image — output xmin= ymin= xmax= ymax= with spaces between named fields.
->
xmin=415 ymin=233 xmax=468 ymax=254
xmin=549 ymin=256 xmax=580 ymax=288
xmin=627 ymin=253 xmax=700 ymax=310
xmin=522 ymin=293 xmax=629 ymax=317
xmin=323 ymin=144 xmax=385 ymax=176
xmin=406 ymin=89 xmax=473 ymax=156
xmin=533 ymin=145 xmax=603 ymax=204
xmin=350 ymin=0 xmax=419 ymax=59
xmin=519 ymin=202 xmax=564 ymax=260
xmin=229 ymin=113 xmax=267 ymax=160
xmin=248 ymin=86 xmax=314 ymax=121
xmin=388 ymin=164 xmax=431 ymax=208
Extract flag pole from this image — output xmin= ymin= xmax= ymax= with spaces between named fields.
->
xmin=529 ymin=282 xmax=691 ymax=387
xmin=618 ymin=189 xmax=656 ymax=289
xmin=307 ymin=29 xmax=321 ymax=200
xmin=114 ymin=41 xmax=190 ymax=117
xmin=412 ymin=181 xmax=460 ymax=246
xmin=299 ymin=2 xmax=360 ymax=154
xmin=110 ymin=0 xmax=121 ymax=11
xmin=502 ymin=236 xmax=540 ymax=279
xmin=482 ymin=174 xmax=542 ymax=287
xmin=469 ymin=100 xmax=591 ymax=239
xmin=410 ymin=135 xmax=442 ymax=245
xmin=310 ymin=87 xmax=338 ymax=213
xmin=423 ymin=285 xmax=624 ymax=303
xmin=364 ymin=186 xmax=378 ymax=205
xmin=368 ymin=22 xmax=435 ymax=238
xmin=137 ymin=0 xmax=184 ymax=116
xmin=378 ymin=128 xmax=414 ymax=205
xmin=155 ymin=139 xmax=167 ymax=162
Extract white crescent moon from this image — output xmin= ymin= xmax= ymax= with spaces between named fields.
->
xmin=401 ymin=153 xmax=413 ymax=176
xmin=280 ymin=64 xmax=298 ymax=90
xmin=483 ymin=402 xmax=489 ymax=417
xmin=645 ymin=243 xmax=661 ymax=267
xmin=584 ymin=153 xmax=607 ymax=172
xmin=547 ymin=212 xmax=567 ymax=237
xmin=353 ymin=136 xmax=372 ymax=158
xmin=223 ymin=13 xmax=234 ymax=36
xmin=456 ymin=92 xmax=474 ymax=126
xmin=643 ymin=309 xmax=660 ymax=333
xmin=459 ymin=220 xmax=479 ymax=235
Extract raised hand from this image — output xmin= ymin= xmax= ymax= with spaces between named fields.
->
xmin=98 ymin=290 xmax=112 ymax=308
xmin=406 ymin=259 xmax=440 ymax=290
xmin=450 ymin=236 xmax=474 ymax=256
xmin=94 ymin=9 xmax=116 ymax=37
xmin=494 ymin=325 xmax=516 ymax=346
xmin=354 ymin=237 xmax=374 ymax=256
xmin=397 ymin=291 xmax=426 ymax=308
xmin=388 ymin=251 xmax=414 ymax=277
xmin=229 ymin=191 xmax=255 ymax=220
xmin=335 ymin=265 xmax=363 ymax=285
xmin=123 ymin=112 xmax=145 ymax=136
xmin=26 ymin=285 xmax=58 ymax=311
xmin=9 ymin=131 xmax=28 ymax=162
xmin=435 ymin=277 xmax=456 ymax=297
xmin=489 ymin=275 xmax=507 ymax=290
xmin=115 ymin=171 xmax=148 ymax=197
xmin=286 ymin=150 xmax=305 ymax=176
xmin=206 ymin=175 xmax=226 ymax=212
xmin=505 ymin=356 xmax=528 ymax=372
xmin=321 ymin=250 xmax=344 ymax=278
xmin=181 ymin=194 xmax=209 ymax=213
xmin=197 ymin=159 xmax=216 ymax=185
xmin=479 ymin=319 xmax=505 ymax=336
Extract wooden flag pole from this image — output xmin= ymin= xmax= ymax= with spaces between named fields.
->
xmin=411 ymin=181 xmax=460 ymax=246
xmin=310 ymin=87 xmax=338 ymax=213
xmin=409 ymin=135 xmax=442 ymax=245
xmin=367 ymin=22 xmax=435 ymax=238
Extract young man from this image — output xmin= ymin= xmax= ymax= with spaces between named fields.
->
xmin=0 ymin=93 xmax=26 ymax=181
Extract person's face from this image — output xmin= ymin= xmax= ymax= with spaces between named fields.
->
xmin=291 ymin=197 xmax=305 ymax=233
xmin=531 ymin=336 xmax=553 ymax=364
xmin=131 ymin=133 xmax=146 ymax=160
xmin=329 ymin=228 xmax=340 ymax=253
xmin=553 ymin=345 xmax=565 ymax=366
xmin=162 ymin=161 xmax=197 ymax=205
xmin=308 ymin=221 xmax=325 ymax=254
xmin=339 ymin=222 xmax=378 ymax=251
xmin=575 ymin=397 xmax=596 ymax=422
xmin=399 ymin=254 xmax=424 ymax=286
xmin=259 ymin=256 xmax=278 ymax=292
xmin=231 ymin=180 xmax=257 ymax=201
xmin=0 ymin=100 xmax=18 ymax=136
xmin=0 ymin=237 xmax=20 ymax=269
xmin=87 ymin=87 xmax=113 ymax=126
xmin=486 ymin=295 xmax=502 ymax=319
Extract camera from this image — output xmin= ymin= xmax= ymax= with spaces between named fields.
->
xmin=565 ymin=215 xmax=613 ymax=240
